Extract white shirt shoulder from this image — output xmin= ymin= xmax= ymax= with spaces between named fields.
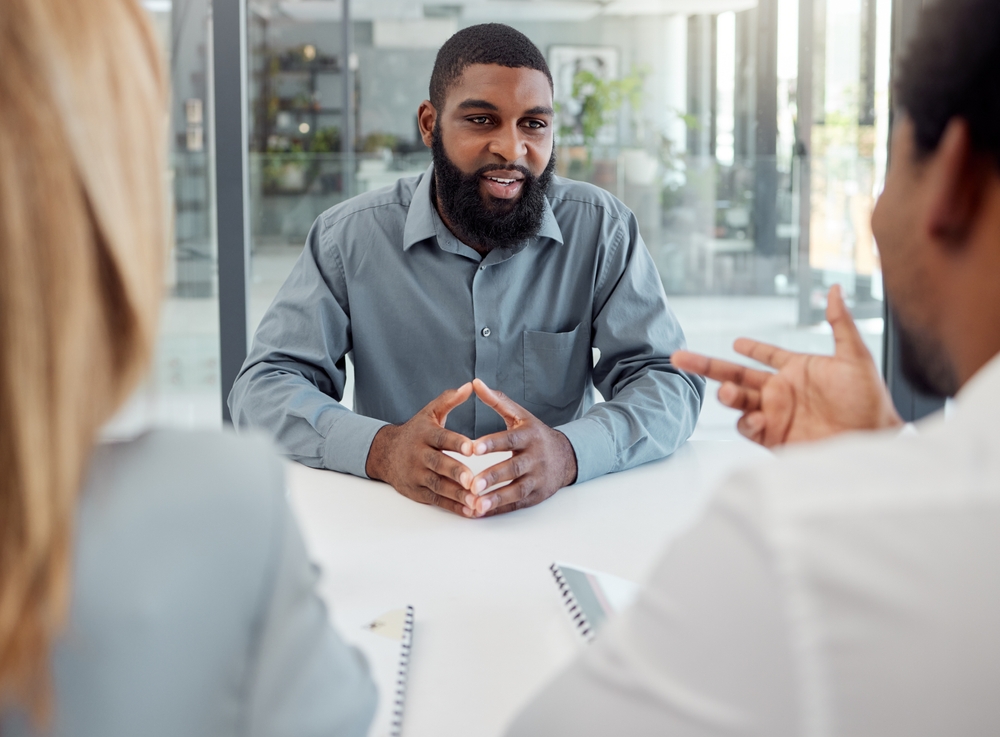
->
xmin=507 ymin=355 xmax=1000 ymax=737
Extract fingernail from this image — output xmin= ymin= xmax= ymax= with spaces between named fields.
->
xmin=479 ymin=498 xmax=492 ymax=513
xmin=463 ymin=506 xmax=473 ymax=517
xmin=461 ymin=442 xmax=472 ymax=456
xmin=475 ymin=443 xmax=487 ymax=455
xmin=460 ymin=472 xmax=471 ymax=488
xmin=465 ymin=494 xmax=476 ymax=507
xmin=474 ymin=479 xmax=487 ymax=494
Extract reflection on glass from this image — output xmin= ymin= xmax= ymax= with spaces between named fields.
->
xmin=244 ymin=0 xmax=891 ymax=436
xmin=141 ymin=0 xmax=220 ymax=427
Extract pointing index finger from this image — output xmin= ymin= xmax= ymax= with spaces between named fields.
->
xmin=733 ymin=338 xmax=795 ymax=370
xmin=672 ymin=350 xmax=771 ymax=390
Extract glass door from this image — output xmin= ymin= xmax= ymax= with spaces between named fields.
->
xmin=142 ymin=0 xmax=221 ymax=427
xmin=231 ymin=0 xmax=893 ymax=435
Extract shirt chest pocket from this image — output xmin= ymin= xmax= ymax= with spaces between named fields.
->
xmin=522 ymin=323 xmax=591 ymax=409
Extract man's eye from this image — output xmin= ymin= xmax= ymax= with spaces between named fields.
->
xmin=469 ymin=116 xmax=491 ymax=125
xmin=524 ymin=120 xmax=546 ymax=129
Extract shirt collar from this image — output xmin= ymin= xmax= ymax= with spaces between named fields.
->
xmin=402 ymin=164 xmax=564 ymax=252
xmin=402 ymin=165 xmax=438 ymax=251
xmin=536 ymin=195 xmax=564 ymax=245
xmin=954 ymin=350 xmax=1000 ymax=414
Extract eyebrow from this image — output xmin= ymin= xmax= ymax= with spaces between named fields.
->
xmin=457 ymin=99 xmax=499 ymax=112
xmin=455 ymin=99 xmax=554 ymax=117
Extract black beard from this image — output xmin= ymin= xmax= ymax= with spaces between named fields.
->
xmin=896 ymin=312 xmax=960 ymax=398
xmin=431 ymin=125 xmax=555 ymax=253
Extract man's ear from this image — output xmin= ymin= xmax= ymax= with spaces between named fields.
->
xmin=417 ymin=100 xmax=437 ymax=149
xmin=925 ymin=118 xmax=989 ymax=249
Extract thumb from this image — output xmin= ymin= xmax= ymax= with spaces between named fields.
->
xmin=827 ymin=285 xmax=868 ymax=361
xmin=472 ymin=378 xmax=524 ymax=425
xmin=428 ymin=382 xmax=473 ymax=424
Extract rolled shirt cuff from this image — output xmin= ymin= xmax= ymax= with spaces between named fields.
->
xmin=554 ymin=417 xmax=617 ymax=485
xmin=322 ymin=411 xmax=390 ymax=479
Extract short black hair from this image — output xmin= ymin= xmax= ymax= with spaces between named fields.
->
xmin=429 ymin=23 xmax=552 ymax=110
xmin=895 ymin=0 xmax=1000 ymax=167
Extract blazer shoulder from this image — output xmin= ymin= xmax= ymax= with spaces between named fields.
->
xmin=87 ymin=429 xmax=286 ymax=552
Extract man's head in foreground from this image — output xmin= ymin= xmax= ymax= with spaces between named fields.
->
xmin=872 ymin=0 xmax=1000 ymax=396
xmin=418 ymin=24 xmax=556 ymax=252
xmin=669 ymin=0 xmax=1000 ymax=447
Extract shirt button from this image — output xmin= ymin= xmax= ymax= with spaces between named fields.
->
xmin=481 ymin=327 xmax=491 ymax=337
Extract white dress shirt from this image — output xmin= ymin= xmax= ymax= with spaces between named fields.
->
xmin=507 ymin=353 xmax=1000 ymax=736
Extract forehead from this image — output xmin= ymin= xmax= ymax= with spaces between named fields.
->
xmin=442 ymin=63 xmax=553 ymax=112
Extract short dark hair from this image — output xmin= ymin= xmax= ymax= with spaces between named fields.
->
xmin=895 ymin=0 xmax=1000 ymax=167
xmin=429 ymin=24 xmax=552 ymax=110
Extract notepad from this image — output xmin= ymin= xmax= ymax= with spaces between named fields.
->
xmin=333 ymin=605 xmax=414 ymax=737
xmin=550 ymin=562 xmax=640 ymax=642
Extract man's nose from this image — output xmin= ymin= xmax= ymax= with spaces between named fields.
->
xmin=487 ymin=123 xmax=528 ymax=161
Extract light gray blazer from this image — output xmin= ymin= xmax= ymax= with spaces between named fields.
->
xmin=0 ymin=429 xmax=376 ymax=737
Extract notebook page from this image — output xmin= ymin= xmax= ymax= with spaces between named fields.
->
xmin=333 ymin=606 xmax=414 ymax=737
xmin=551 ymin=562 xmax=640 ymax=640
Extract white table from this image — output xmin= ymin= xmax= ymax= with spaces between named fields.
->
xmin=287 ymin=439 xmax=771 ymax=737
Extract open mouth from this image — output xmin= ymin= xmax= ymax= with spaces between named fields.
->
xmin=481 ymin=172 xmax=525 ymax=199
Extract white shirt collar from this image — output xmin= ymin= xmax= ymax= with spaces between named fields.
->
xmin=950 ymin=350 xmax=1000 ymax=420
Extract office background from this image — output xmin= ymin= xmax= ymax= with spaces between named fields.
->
xmin=140 ymin=0 xmax=941 ymax=432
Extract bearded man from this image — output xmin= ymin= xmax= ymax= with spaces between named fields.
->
xmin=230 ymin=24 xmax=704 ymax=517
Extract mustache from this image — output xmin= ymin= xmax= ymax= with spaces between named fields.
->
xmin=430 ymin=125 xmax=554 ymax=252
xmin=476 ymin=163 xmax=531 ymax=179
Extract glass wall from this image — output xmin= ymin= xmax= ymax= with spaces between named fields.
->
xmin=244 ymin=0 xmax=892 ymax=435
xmin=141 ymin=0 xmax=221 ymax=427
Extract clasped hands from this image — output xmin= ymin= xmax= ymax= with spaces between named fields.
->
xmin=672 ymin=285 xmax=903 ymax=448
xmin=365 ymin=378 xmax=577 ymax=518
xmin=365 ymin=286 xmax=897 ymax=516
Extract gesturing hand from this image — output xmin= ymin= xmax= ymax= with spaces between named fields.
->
xmin=465 ymin=378 xmax=578 ymax=517
xmin=365 ymin=383 xmax=477 ymax=516
xmin=672 ymin=286 xmax=902 ymax=448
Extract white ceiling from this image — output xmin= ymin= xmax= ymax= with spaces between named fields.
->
xmin=273 ymin=0 xmax=758 ymax=23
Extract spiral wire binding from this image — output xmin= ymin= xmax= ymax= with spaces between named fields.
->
xmin=390 ymin=605 xmax=415 ymax=737
xmin=549 ymin=563 xmax=595 ymax=642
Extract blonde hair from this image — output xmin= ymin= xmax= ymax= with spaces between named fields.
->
xmin=0 ymin=0 xmax=167 ymax=721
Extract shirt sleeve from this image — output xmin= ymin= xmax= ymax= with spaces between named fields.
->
xmin=555 ymin=211 xmax=705 ymax=483
xmin=228 ymin=219 xmax=388 ymax=478
xmin=504 ymin=475 xmax=797 ymax=737
xmin=245 ymin=488 xmax=377 ymax=737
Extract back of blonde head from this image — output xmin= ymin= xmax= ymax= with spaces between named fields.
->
xmin=0 ymin=0 xmax=166 ymax=720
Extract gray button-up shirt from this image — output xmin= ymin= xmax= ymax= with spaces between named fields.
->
xmin=229 ymin=166 xmax=704 ymax=483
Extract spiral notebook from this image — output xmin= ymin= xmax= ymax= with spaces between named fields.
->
xmin=334 ymin=605 xmax=414 ymax=737
xmin=550 ymin=563 xmax=640 ymax=642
